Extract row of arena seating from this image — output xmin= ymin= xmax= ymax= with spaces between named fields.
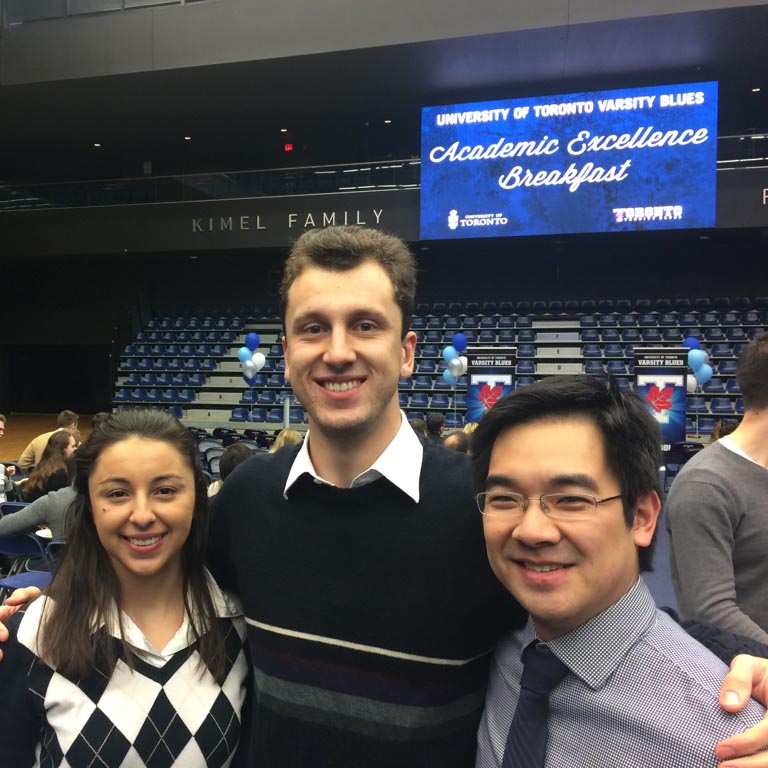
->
xmin=116 ymin=298 xmax=766 ymax=432
xmin=412 ymin=312 xmax=768 ymax=330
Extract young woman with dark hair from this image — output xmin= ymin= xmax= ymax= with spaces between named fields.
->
xmin=0 ymin=409 xmax=248 ymax=767
xmin=22 ymin=430 xmax=76 ymax=502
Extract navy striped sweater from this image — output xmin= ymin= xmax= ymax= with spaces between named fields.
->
xmin=209 ymin=440 xmax=524 ymax=767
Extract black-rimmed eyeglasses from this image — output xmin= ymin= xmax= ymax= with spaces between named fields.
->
xmin=475 ymin=491 xmax=623 ymax=521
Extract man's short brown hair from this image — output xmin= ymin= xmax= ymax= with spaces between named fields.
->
xmin=737 ymin=332 xmax=768 ymax=410
xmin=57 ymin=410 xmax=79 ymax=428
xmin=280 ymin=226 xmax=417 ymax=338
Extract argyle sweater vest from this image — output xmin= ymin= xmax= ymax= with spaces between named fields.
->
xmin=209 ymin=441 xmax=523 ymax=768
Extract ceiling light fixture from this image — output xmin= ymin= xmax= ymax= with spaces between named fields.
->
xmin=752 ymin=88 xmax=761 ymax=93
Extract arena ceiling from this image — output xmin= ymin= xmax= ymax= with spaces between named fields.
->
xmin=0 ymin=4 xmax=766 ymax=183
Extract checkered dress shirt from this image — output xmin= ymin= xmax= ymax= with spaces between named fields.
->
xmin=476 ymin=578 xmax=766 ymax=768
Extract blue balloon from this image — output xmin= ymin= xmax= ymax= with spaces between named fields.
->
xmin=694 ymin=363 xmax=713 ymax=385
xmin=452 ymin=333 xmax=468 ymax=353
xmin=237 ymin=346 xmax=252 ymax=363
xmin=242 ymin=374 xmax=257 ymax=387
xmin=245 ymin=332 xmax=261 ymax=351
xmin=442 ymin=345 xmax=458 ymax=362
xmin=688 ymin=349 xmax=706 ymax=371
xmin=442 ymin=369 xmax=459 ymax=386
xmin=683 ymin=336 xmax=701 ymax=351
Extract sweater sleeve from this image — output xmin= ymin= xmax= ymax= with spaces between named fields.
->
xmin=667 ymin=477 xmax=768 ymax=644
xmin=0 ymin=493 xmax=50 ymax=535
xmin=0 ymin=621 xmax=42 ymax=767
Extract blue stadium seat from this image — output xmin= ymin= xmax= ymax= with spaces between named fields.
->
xmin=411 ymin=393 xmax=429 ymax=408
xmin=580 ymin=315 xmax=598 ymax=328
xmin=173 ymin=372 xmax=190 ymax=386
xmin=658 ymin=314 xmax=677 ymax=327
xmin=582 ymin=344 xmax=602 ymax=358
xmin=622 ymin=328 xmax=641 ymax=343
xmin=602 ymin=329 xmax=620 ymax=342
xmin=710 ymin=343 xmax=732 ymax=358
xmin=161 ymin=388 xmax=180 ymax=402
xmin=289 ymin=408 xmax=305 ymax=423
xmin=606 ymin=361 xmax=626 ymax=375
xmin=604 ymin=344 xmax=623 ymax=358
xmin=259 ymin=390 xmax=277 ymax=405
xmin=686 ymin=397 xmax=708 ymax=413
xmin=642 ymin=329 xmax=662 ymax=342
xmin=718 ymin=360 xmax=738 ymax=375
xmin=726 ymin=379 xmax=742 ymax=394
xmin=140 ymin=372 xmax=158 ymax=386
xmin=114 ymin=387 xmax=131 ymax=402
xmin=735 ymin=398 xmax=745 ymax=414
xmin=431 ymin=393 xmax=450 ymax=408
xmin=454 ymin=393 xmax=468 ymax=408
xmin=721 ymin=312 xmax=741 ymax=326
xmin=407 ymin=411 xmax=425 ymax=422
xmin=167 ymin=406 xmax=184 ymax=419
xmin=710 ymin=398 xmax=734 ymax=414
xmin=445 ymin=318 xmax=461 ymax=330
xmin=703 ymin=378 xmax=725 ymax=393
xmin=414 ymin=375 xmax=433 ymax=389
xmin=230 ymin=407 xmax=248 ymax=422
xmin=662 ymin=328 xmax=682 ymax=341
xmin=516 ymin=316 xmax=532 ymax=328
xmin=499 ymin=330 xmax=515 ymax=343
xmin=517 ymin=360 xmax=536 ymax=374
xmin=125 ymin=372 xmax=142 ymax=385
xmin=727 ymin=327 xmax=748 ymax=342
xmin=240 ymin=390 xmax=257 ymax=404
xmin=696 ymin=417 xmax=716 ymax=434
xmin=584 ymin=361 xmax=605 ymax=375
xmin=398 ymin=377 xmax=413 ymax=389
xmin=479 ymin=317 xmax=497 ymax=329
xmin=516 ymin=376 xmax=535 ymax=388
xmin=267 ymin=374 xmax=285 ymax=387
xmin=599 ymin=315 xmax=618 ymax=328
xmin=704 ymin=328 xmax=726 ymax=342
xmin=419 ymin=360 xmax=437 ymax=374
xmin=444 ymin=412 xmax=464 ymax=429
xmin=399 ymin=392 xmax=409 ymax=407
xmin=517 ymin=329 xmax=535 ymax=343
xmin=462 ymin=317 xmax=478 ymax=329
xmin=266 ymin=409 xmax=283 ymax=423
xmin=178 ymin=389 xmax=196 ymax=403
xmin=498 ymin=316 xmax=514 ymax=329
xmin=700 ymin=312 xmax=719 ymax=326
xmin=638 ymin=315 xmax=656 ymax=327
xmin=518 ymin=344 xmax=535 ymax=358
xmin=421 ymin=344 xmax=439 ymax=357
xmin=581 ymin=329 xmax=599 ymax=342
xmin=479 ymin=330 xmax=496 ymax=343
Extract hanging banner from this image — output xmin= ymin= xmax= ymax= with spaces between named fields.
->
xmin=634 ymin=346 xmax=688 ymax=451
xmin=466 ymin=345 xmax=517 ymax=423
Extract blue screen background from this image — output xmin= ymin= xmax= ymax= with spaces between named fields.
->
xmin=420 ymin=82 xmax=718 ymax=239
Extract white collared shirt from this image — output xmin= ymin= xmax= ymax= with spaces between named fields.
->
xmin=283 ymin=410 xmax=424 ymax=502
xmin=719 ymin=435 xmax=760 ymax=466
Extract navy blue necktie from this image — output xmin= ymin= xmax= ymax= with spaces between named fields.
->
xmin=502 ymin=643 xmax=569 ymax=768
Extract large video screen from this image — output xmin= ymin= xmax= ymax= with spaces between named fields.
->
xmin=420 ymin=82 xmax=718 ymax=239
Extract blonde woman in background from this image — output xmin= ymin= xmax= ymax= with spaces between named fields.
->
xmin=268 ymin=429 xmax=303 ymax=453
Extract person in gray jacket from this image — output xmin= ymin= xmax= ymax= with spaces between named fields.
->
xmin=0 ymin=485 xmax=74 ymax=539
xmin=667 ymin=332 xmax=768 ymax=644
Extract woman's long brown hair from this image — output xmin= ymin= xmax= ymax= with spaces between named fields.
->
xmin=37 ymin=409 xmax=226 ymax=683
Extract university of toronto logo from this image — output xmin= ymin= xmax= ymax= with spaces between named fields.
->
xmin=448 ymin=210 xmax=459 ymax=230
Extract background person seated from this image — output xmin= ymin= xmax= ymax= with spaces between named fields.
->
xmin=207 ymin=442 xmax=254 ymax=497
xmin=268 ymin=428 xmax=303 ymax=453
xmin=22 ymin=431 xmax=76 ymax=503
xmin=17 ymin=410 xmax=78 ymax=470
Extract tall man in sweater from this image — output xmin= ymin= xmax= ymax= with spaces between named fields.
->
xmin=208 ymin=225 xmax=517 ymax=767
xmin=668 ymin=332 xmax=768 ymax=644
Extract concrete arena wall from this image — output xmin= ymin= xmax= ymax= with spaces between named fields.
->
xmin=2 ymin=0 xmax=765 ymax=85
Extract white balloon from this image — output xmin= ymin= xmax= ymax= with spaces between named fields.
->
xmin=242 ymin=359 xmax=257 ymax=376
xmin=458 ymin=356 xmax=468 ymax=376
xmin=702 ymin=351 xmax=710 ymax=365
xmin=686 ymin=375 xmax=697 ymax=394
xmin=447 ymin=357 xmax=463 ymax=377
xmin=252 ymin=351 xmax=267 ymax=372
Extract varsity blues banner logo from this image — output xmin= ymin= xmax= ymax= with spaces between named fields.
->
xmin=467 ymin=346 xmax=516 ymax=423
xmin=634 ymin=347 xmax=688 ymax=451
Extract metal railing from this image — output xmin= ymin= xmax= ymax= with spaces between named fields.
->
xmin=0 ymin=160 xmax=423 ymax=211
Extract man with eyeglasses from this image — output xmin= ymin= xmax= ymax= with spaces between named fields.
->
xmin=470 ymin=375 xmax=766 ymax=768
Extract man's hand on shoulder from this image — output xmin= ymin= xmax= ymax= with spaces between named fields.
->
xmin=717 ymin=654 xmax=768 ymax=766
xmin=0 ymin=587 xmax=42 ymax=661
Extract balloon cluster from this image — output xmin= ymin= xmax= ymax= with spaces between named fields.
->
xmin=442 ymin=333 xmax=468 ymax=386
xmin=683 ymin=336 xmax=713 ymax=392
xmin=238 ymin=332 xmax=266 ymax=386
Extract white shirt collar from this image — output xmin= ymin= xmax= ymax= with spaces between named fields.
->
xmin=21 ymin=571 xmax=242 ymax=668
xmin=283 ymin=410 xmax=423 ymax=502
xmin=719 ymin=435 xmax=760 ymax=465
